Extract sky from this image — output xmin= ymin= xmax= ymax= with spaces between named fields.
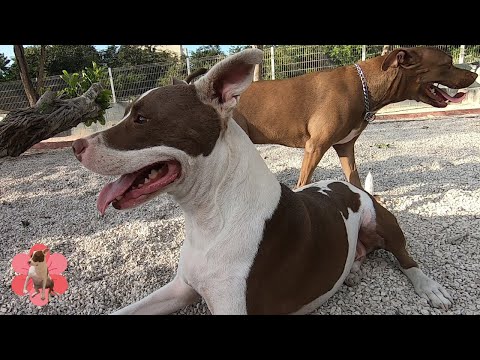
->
xmin=0 ymin=45 xmax=231 ymax=60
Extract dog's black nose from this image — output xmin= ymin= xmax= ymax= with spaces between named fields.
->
xmin=72 ymin=138 xmax=88 ymax=160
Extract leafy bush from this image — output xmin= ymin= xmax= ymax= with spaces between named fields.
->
xmin=60 ymin=62 xmax=112 ymax=126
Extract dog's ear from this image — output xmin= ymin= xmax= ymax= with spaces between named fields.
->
xmin=172 ymin=77 xmax=187 ymax=85
xmin=42 ymin=248 xmax=49 ymax=254
xmin=381 ymin=48 xmax=420 ymax=71
xmin=195 ymin=49 xmax=263 ymax=115
xmin=123 ymin=101 xmax=134 ymax=116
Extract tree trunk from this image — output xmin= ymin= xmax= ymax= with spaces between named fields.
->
xmin=0 ymin=83 xmax=104 ymax=158
xmin=251 ymin=45 xmax=264 ymax=81
xmin=14 ymin=45 xmax=39 ymax=107
xmin=381 ymin=45 xmax=391 ymax=56
xmin=37 ymin=45 xmax=47 ymax=94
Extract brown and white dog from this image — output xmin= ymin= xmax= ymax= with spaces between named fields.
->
xmin=72 ymin=49 xmax=452 ymax=315
xmin=23 ymin=249 xmax=55 ymax=301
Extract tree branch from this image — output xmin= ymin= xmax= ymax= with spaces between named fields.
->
xmin=0 ymin=83 xmax=105 ymax=158
xmin=37 ymin=45 xmax=46 ymax=93
xmin=14 ymin=45 xmax=39 ymax=106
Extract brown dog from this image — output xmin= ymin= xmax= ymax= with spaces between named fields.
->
xmin=233 ymin=47 xmax=478 ymax=188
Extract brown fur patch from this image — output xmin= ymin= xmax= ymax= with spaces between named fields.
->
xmin=33 ymin=277 xmax=54 ymax=290
xmin=31 ymin=251 xmax=45 ymax=263
xmin=246 ymin=182 xmax=362 ymax=314
xmin=103 ymin=85 xmax=222 ymax=157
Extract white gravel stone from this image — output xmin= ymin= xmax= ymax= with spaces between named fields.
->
xmin=0 ymin=116 xmax=479 ymax=315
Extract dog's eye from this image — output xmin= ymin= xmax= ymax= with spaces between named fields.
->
xmin=134 ymin=116 xmax=148 ymax=124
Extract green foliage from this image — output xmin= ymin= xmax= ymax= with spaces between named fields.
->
xmin=263 ymin=45 xmax=334 ymax=80
xmin=6 ymin=45 xmax=101 ymax=81
xmin=0 ymin=53 xmax=11 ymax=81
xmin=261 ymin=45 xmax=385 ymax=80
xmin=102 ymin=45 xmax=178 ymax=67
xmin=190 ymin=45 xmax=224 ymax=59
xmin=320 ymin=45 xmax=364 ymax=66
xmin=464 ymin=45 xmax=480 ymax=63
xmin=99 ymin=46 xmax=182 ymax=98
xmin=5 ymin=46 xmax=40 ymax=81
xmin=60 ymin=62 xmax=112 ymax=127
xmin=450 ymin=45 xmax=480 ymax=64
xmin=100 ymin=45 xmax=120 ymax=68
xmin=157 ymin=62 xmax=187 ymax=87
xmin=228 ymin=45 xmax=250 ymax=54
xmin=188 ymin=46 xmax=225 ymax=72
xmin=60 ymin=71 xmax=81 ymax=97
xmin=47 ymin=45 xmax=101 ymax=75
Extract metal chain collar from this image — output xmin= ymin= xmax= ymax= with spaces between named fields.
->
xmin=353 ymin=63 xmax=376 ymax=123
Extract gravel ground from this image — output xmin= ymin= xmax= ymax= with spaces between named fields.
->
xmin=1 ymin=115 xmax=479 ymax=315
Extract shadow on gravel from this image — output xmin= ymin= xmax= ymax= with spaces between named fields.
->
xmin=273 ymin=154 xmax=479 ymax=193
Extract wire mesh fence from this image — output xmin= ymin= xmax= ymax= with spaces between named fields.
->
xmin=1 ymin=45 xmax=479 ymax=113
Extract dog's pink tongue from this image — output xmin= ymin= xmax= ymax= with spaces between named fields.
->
xmin=97 ymin=173 xmax=138 ymax=215
xmin=436 ymin=87 xmax=466 ymax=103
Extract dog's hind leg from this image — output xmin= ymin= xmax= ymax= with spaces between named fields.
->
xmin=374 ymin=202 xmax=452 ymax=310
xmin=47 ymin=279 xmax=56 ymax=297
xmin=112 ymin=276 xmax=200 ymax=315
xmin=344 ymin=228 xmax=371 ymax=286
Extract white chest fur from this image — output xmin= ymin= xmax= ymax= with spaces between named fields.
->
xmin=28 ymin=263 xmax=48 ymax=283
xmin=174 ymin=121 xmax=281 ymax=314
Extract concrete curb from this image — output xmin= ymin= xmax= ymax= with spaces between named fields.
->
xmin=376 ymin=107 xmax=480 ymax=121
xmin=31 ymin=140 xmax=75 ymax=151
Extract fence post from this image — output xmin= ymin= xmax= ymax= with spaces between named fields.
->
xmin=185 ymin=49 xmax=191 ymax=76
xmin=361 ymin=45 xmax=366 ymax=61
xmin=108 ymin=67 xmax=117 ymax=104
xmin=459 ymin=45 xmax=465 ymax=64
xmin=270 ymin=46 xmax=275 ymax=80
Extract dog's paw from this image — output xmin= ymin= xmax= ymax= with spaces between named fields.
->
xmin=344 ymin=273 xmax=361 ymax=287
xmin=415 ymin=279 xmax=453 ymax=310
xmin=344 ymin=260 xmax=363 ymax=287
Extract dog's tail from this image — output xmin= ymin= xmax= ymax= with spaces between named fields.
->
xmin=364 ymin=172 xmax=374 ymax=195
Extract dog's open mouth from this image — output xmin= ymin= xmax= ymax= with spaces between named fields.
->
xmin=424 ymin=83 xmax=466 ymax=107
xmin=97 ymin=160 xmax=181 ymax=215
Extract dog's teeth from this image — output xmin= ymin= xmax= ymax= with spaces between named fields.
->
xmin=144 ymin=178 xmax=150 ymax=184
xmin=138 ymin=183 xmax=144 ymax=188
xmin=149 ymin=169 xmax=158 ymax=179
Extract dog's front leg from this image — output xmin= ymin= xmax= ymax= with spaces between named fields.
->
xmin=41 ymin=278 xmax=47 ymax=300
xmin=23 ymin=275 xmax=30 ymax=295
xmin=112 ymin=276 xmax=200 ymax=315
